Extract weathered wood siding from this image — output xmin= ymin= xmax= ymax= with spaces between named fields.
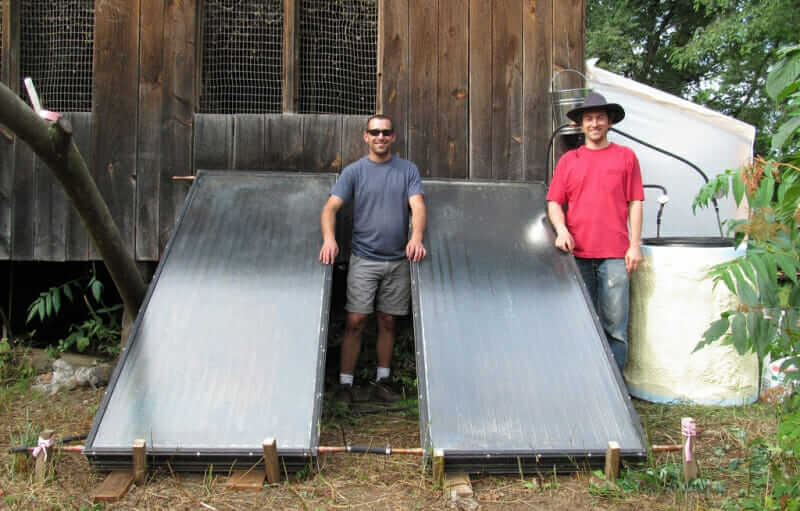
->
xmin=0 ymin=0 xmax=584 ymax=262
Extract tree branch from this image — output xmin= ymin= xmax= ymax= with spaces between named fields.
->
xmin=0 ymin=82 xmax=145 ymax=321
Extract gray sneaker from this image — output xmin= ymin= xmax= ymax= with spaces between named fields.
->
xmin=371 ymin=380 xmax=401 ymax=403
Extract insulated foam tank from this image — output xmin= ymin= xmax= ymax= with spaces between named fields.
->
xmin=625 ymin=237 xmax=759 ymax=405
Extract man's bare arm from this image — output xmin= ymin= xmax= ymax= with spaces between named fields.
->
xmin=625 ymin=200 xmax=643 ymax=273
xmin=406 ymin=194 xmax=427 ymax=262
xmin=547 ymin=201 xmax=574 ymax=253
xmin=319 ymin=195 xmax=344 ymax=264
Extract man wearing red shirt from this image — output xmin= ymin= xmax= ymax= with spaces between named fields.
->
xmin=546 ymin=92 xmax=644 ymax=373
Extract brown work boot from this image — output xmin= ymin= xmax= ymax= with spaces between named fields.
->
xmin=371 ymin=380 xmax=401 ymax=403
xmin=332 ymin=384 xmax=354 ymax=405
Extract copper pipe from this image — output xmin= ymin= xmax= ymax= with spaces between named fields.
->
xmin=651 ymin=444 xmax=682 ymax=453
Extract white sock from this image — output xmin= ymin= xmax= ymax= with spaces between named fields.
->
xmin=376 ymin=367 xmax=390 ymax=382
xmin=340 ymin=373 xmax=354 ymax=386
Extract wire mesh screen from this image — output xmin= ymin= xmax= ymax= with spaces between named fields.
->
xmin=299 ymin=0 xmax=377 ymax=114
xmin=199 ymin=0 xmax=283 ymax=114
xmin=20 ymin=0 xmax=94 ymax=112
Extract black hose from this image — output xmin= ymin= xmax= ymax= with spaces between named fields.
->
xmin=643 ymin=184 xmax=668 ymax=238
xmin=8 ymin=434 xmax=87 ymax=454
xmin=545 ymin=124 xmax=573 ymax=187
xmin=344 ymin=445 xmax=392 ymax=455
xmin=610 ymin=127 xmax=724 ymax=237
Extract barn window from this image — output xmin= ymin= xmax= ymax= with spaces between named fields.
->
xmin=298 ymin=0 xmax=377 ymax=114
xmin=199 ymin=0 xmax=377 ymax=115
xmin=199 ymin=0 xmax=284 ymax=114
xmin=20 ymin=0 xmax=94 ymax=112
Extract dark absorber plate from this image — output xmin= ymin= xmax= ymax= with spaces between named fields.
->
xmin=85 ymin=171 xmax=335 ymax=471
xmin=411 ymin=180 xmax=647 ymax=473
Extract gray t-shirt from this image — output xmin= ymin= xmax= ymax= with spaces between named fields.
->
xmin=331 ymin=155 xmax=424 ymax=261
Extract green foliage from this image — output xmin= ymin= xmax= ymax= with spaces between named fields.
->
xmin=693 ymin=48 xmax=800 ymax=380
xmin=718 ymin=427 xmax=800 ymax=510
xmin=587 ymin=0 xmax=800 ymax=156
xmin=694 ymin=47 xmax=800 ymax=511
xmin=26 ymin=269 xmax=122 ymax=357
xmin=588 ymin=464 xmax=722 ymax=499
xmin=0 ymin=337 xmax=34 ymax=385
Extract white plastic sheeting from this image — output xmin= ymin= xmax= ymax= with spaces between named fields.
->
xmin=585 ymin=59 xmax=755 ymax=239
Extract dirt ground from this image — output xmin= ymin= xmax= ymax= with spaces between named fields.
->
xmin=0 ymin=370 xmax=779 ymax=510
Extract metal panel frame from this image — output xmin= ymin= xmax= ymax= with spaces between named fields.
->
xmin=84 ymin=171 xmax=334 ymax=472
xmin=411 ymin=179 xmax=647 ymax=473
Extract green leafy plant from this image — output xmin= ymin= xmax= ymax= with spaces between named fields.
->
xmin=25 ymin=268 xmax=122 ymax=357
xmin=694 ymin=44 xmax=800 ymax=511
xmin=693 ymin=45 xmax=800 ymax=381
xmin=0 ymin=337 xmax=34 ymax=385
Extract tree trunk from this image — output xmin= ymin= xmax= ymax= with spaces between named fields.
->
xmin=0 ymin=82 xmax=146 ymax=321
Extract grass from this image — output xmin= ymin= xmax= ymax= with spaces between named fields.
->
xmin=0 ymin=371 xmax=784 ymax=510
xmin=0 ymin=322 xmax=787 ymax=510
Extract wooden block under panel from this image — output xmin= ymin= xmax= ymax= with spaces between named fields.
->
xmin=226 ymin=470 xmax=266 ymax=491
xmin=92 ymin=471 xmax=135 ymax=503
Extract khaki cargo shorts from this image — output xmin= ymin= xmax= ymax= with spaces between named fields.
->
xmin=346 ymin=254 xmax=411 ymax=316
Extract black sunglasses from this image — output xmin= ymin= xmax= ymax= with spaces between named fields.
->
xmin=366 ymin=129 xmax=394 ymax=136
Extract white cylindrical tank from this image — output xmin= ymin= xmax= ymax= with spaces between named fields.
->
xmin=625 ymin=238 xmax=759 ymax=405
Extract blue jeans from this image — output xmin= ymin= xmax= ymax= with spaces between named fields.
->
xmin=575 ymin=258 xmax=629 ymax=373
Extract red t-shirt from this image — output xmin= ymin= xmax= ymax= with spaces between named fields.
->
xmin=546 ymin=143 xmax=644 ymax=258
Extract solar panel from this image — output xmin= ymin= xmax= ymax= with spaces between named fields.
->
xmin=85 ymin=171 xmax=335 ymax=471
xmin=411 ymin=180 xmax=647 ymax=473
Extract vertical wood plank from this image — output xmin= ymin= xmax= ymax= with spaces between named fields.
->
xmin=34 ymin=151 xmax=66 ymax=261
xmin=522 ymin=0 xmax=552 ymax=182
xmin=193 ymin=114 xmax=233 ymax=170
xmin=264 ymin=114 xmax=303 ymax=170
xmin=11 ymin=140 xmax=34 ymax=260
xmin=341 ymin=116 xmax=369 ymax=168
xmin=66 ymin=113 xmax=92 ymax=260
xmin=469 ymin=0 xmax=492 ymax=179
xmin=552 ymin=0 xmax=585 ymax=164
xmin=282 ymin=0 xmax=298 ymax=113
xmin=552 ymin=0 xmax=584 ymax=78
xmin=158 ymin=0 xmax=196 ymax=258
xmin=381 ymin=0 xmax=409 ymax=158
xmin=408 ymin=0 xmax=437 ymax=176
xmin=0 ymin=128 xmax=12 ymax=259
xmin=301 ymin=115 xmax=342 ymax=171
xmin=375 ymin=0 xmax=385 ymax=115
xmin=2 ymin=0 xmax=19 ymax=92
xmin=93 ymin=0 xmax=140 ymax=258
xmin=233 ymin=115 xmax=266 ymax=169
xmin=0 ymin=0 xmax=20 ymax=259
xmin=437 ymin=0 xmax=468 ymax=179
xmin=492 ymin=0 xmax=523 ymax=180
xmin=137 ymin=0 xmax=165 ymax=261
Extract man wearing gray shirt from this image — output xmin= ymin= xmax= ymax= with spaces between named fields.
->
xmin=319 ymin=114 xmax=427 ymax=405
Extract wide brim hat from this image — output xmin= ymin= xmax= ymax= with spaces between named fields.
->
xmin=566 ymin=92 xmax=625 ymax=124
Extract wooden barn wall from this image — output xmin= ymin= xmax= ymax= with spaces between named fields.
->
xmin=384 ymin=0 xmax=583 ymax=181
xmin=0 ymin=0 xmax=584 ymax=262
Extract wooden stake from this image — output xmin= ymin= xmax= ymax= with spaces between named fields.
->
xmin=682 ymin=417 xmax=698 ymax=483
xmin=132 ymin=439 xmax=147 ymax=485
xmin=263 ymin=437 xmax=280 ymax=484
xmin=604 ymin=441 xmax=621 ymax=482
xmin=34 ymin=429 xmax=55 ymax=483
xmin=433 ymin=448 xmax=445 ymax=487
